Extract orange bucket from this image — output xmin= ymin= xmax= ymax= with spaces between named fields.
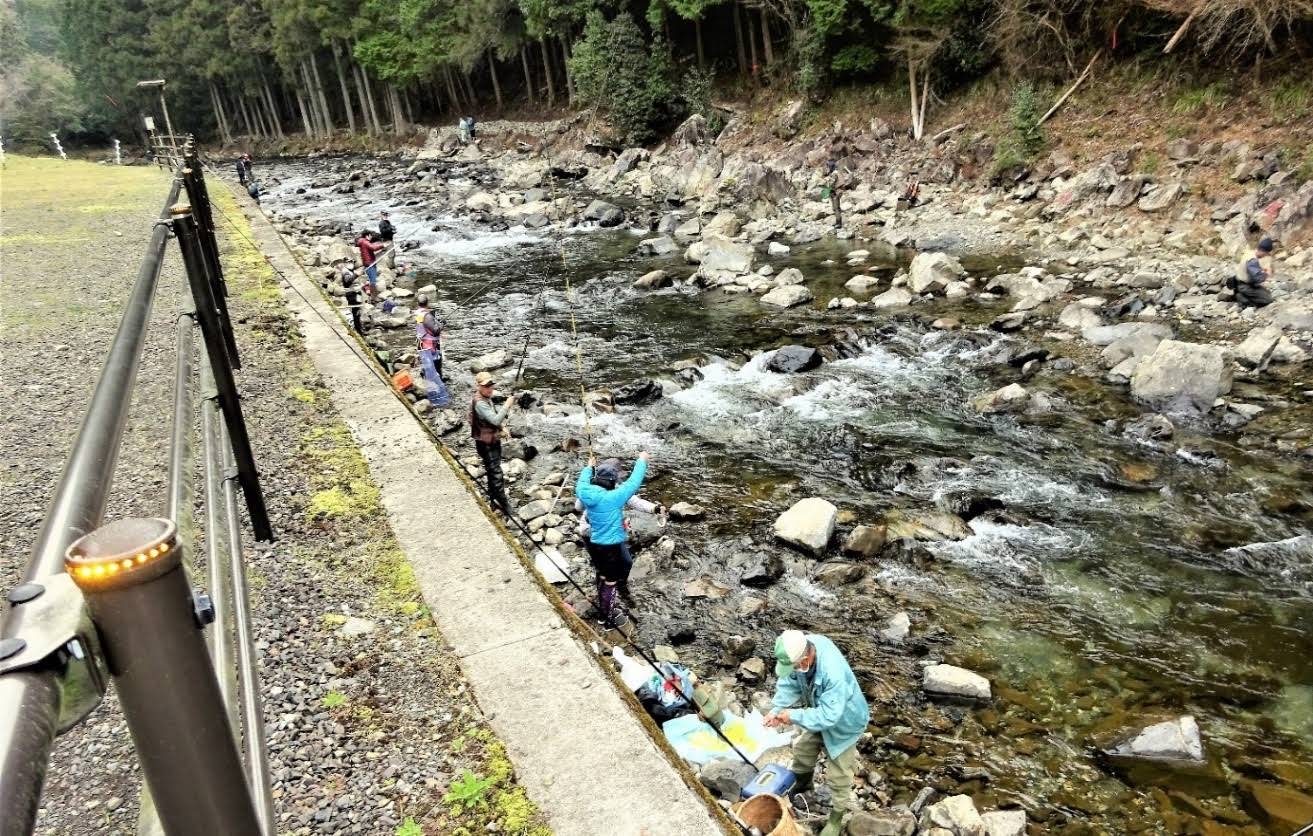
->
xmin=391 ymin=369 xmax=414 ymax=391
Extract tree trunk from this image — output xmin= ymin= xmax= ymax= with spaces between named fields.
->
xmin=236 ymin=94 xmax=254 ymax=137
xmin=732 ymin=3 xmax=748 ymax=78
xmin=402 ymin=86 xmax=415 ymax=124
xmin=695 ymin=18 xmax=706 ymax=70
xmin=209 ymin=82 xmax=232 ymax=145
xmin=759 ymin=9 xmax=774 ymax=65
xmin=520 ymin=45 xmax=535 ymax=104
xmin=442 ymin=64 xmax=462 ymax=110
xmin=559 ymin=35 xmax=574 ymax=105
xmin=332 ymin=42 xmax=358 ymax=133
xmin=299 ymin=61 xmax=320 ymax=136
xmin=260 ymin=75 xmax=285 ymax=139
xmin=540 ymin=39 xmax=556 ymax=108
xmin=746 ymin=5 xmax=759 ymax=78
xmin=295 ymin=87 xmax=315 ymax=137
xmin=360 ymin=61 xmax=384 ymax=134
xmin=387 ymin=84 xmax=405 ymax=134
xmin=487 ymin=49 xmax=504 ymax=112
xmin=351 ymin=61 xmax=378 ymax=134
xmin=309 ymin=55 xmax=334 ymax=135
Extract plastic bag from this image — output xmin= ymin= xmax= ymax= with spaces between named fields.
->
xmin=663 ymin=710 xmax=794 ymax=767
xmin=635 ymin=662 xmax=695 ymax=722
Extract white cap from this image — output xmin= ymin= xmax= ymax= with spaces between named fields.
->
xmin=774 ymin=630 xmax=808 ymax=676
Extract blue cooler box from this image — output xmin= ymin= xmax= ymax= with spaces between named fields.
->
xmin=740 ymin=763 xmax=797 ymax=800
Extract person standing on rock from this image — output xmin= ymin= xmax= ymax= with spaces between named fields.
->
xmin=573 ymin=463 xmax=664 ymax=608
xmin=234 ymin=155 xmax=249 ymax=186
xmin=470 ymin=371 xmax=516 ymax=516
xmin=413 ymin=294 xmax=449 ymax=407
xmin=356 ymin=230 xmax=385 ymax=293
xmin=823 ymin=159 xmax=843 ymax=229
xmin=1234 ymin=237 xmax=1276 ymax=308
xmin=336 ymin=258 xmax=364 ymax=333
xmin=765 ymin=630 xmax=869 ymax=836
xmin=575 ymin=452 xmax=650 ymax=628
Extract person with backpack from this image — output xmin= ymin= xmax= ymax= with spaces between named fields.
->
xmin=575 ymin=453 xmax=650 ymax=627
xmin=1231 ymin=237 xmax=1276 ymax=308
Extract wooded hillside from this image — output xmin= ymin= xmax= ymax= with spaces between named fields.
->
xmin=2 ymin=0 xmax=1311 ymax=149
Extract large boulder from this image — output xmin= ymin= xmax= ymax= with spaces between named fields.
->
xmin=870 ymin=287 xmax=914 ymax=308
xmin=923 ymin=664 xmax=991 ymax=700
xmin=468 ymin=350 xmax=512 ymax=372
xmin=703 ymin=211 xmax=742 ymax=238
xmin=671 ymin=113 xmax=712 ymax=147
xmin=760 ymin=285 xmax=814 ymax=308
xmin=847 ymin=809 xmax=916 ymax=836
xmin=842 ymin=524 xmax=887 ymax=558
xmin=697 ymin=234 xmax=754 ymax=278
xmin=1106 ymin=716 xmax=1204 ymax=763
xmin=765 ymin=345 xmax=823 ymax=374
xmin=1130 ymin=340 xmax=1232 ymax=412
xmin=972 ymin=383 xmax=1031 ymax=415
xmin=612 ymin=378 xmax=663 ymax=406
xmin=1059 ymin=302 xmax=1102 ymax=331
xmin=583 ymin=200 xmax=625 ymax=227
xmin=466 ymin=191 xmax=498 ymax=212
xmin=1234 ymin=325 xmax=1302 ymax=367
xmin=637 ymin=236 xmax=678 ymax=257
xmin=1138 ymin=181 xmax=1186 ymax=212
xmin=773 ymin=498 xmax=838 ymax=555
xmin=980 ymin=810 xmax=1027 ymax=836
xmin=909 ymin=252 xmax=967 ymax=294
xmin=920 ymin=795 xmax=986 ymax=836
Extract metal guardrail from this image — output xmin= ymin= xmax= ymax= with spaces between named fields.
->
xmin=0 ymin=138 xmax=275 ymax=836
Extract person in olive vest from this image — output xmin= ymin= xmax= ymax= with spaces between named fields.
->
xmin=469 ymin=372 xmax=515 ymax=515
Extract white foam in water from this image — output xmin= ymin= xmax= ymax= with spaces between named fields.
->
xmin=927 ymin=518 xmax=1080 ymax=576
xmin=532 ymin=410 xmax=666 ymax=456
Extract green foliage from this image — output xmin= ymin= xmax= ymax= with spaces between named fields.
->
xmin=1008 ymin=80 xmax=1044 ymax=158
xmin=322 ymin=691 xmax=348 ymax=708
xmin=679 ymin=66 xmax=722 ymax=133
xmin=1138 ymin=150 xmax=1163 ymax=176
xmin=1172 ymin=82 xmax=1228 ymax=116
xmin=444 ymin=769 xmax=495 ymax=813
xmin=831 ymin=44 xmax=881 ymax=77
xmin=395 ymin=818 xmax=423 ymax=836
xmin=569 ymin=11 xmax=671 ymax=144
xmin=1272 ymin=78 xmax=1311 ymax=121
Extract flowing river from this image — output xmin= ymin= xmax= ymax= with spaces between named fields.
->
xmin=260 ymin=157 xmax=1312 ymax=832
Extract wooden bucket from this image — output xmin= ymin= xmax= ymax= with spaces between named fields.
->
xmin=733 ymin=794 xmax=802 ymax=836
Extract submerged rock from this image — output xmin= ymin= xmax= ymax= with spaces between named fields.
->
xmin=611 ymin=378 xmax=663 ymax=406
xmin=879 ymin=612 xmax=911 ymax=644
xmin=1107 ymin=715 xmax=1204 ymax=762
xmin=637 ymin=236 xmax=678 ymax=257
xmin=923 ymin=664 xmax=991 ymax=700
xmin=972 ymin=383 xmax=1031 ymax=415
xmin=765 ymin=345 xmax=823 ymax=374
xmin=741 ymin=554 xmax=785 ymax=587
xmin=870 ymin=287 xmax=914 ymax=308
xmin=583 ymin=199 xmax=624 ymax=227
xmin=634 ymin=269 xmax=672 ymax=289
xmin=773 ymin=498 xmax=838 ymax=555
xmin=668 ymin=502 xmax=705 ymax=521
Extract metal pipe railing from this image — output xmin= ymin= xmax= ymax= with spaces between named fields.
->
xmin=0 ymin=175 xmax=182 ymax=834
xmin=222 ymin=431 xmax=275 ymax=834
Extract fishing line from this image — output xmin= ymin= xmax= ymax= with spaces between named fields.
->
xmin=212 ymin=186 xmax=759 ymax=773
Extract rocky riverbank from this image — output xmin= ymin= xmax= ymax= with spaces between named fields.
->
xmin=249 ymin=111 xmax=1312 ymax=834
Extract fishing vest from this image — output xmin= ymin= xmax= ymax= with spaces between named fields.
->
xmin=414 ymin=309 xmax=439 ymax=351
xmin=469 ymin=393 xmax=498 ymax=443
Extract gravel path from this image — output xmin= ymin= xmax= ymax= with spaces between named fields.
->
xmin=2 ymin=158 xmax=548 ymax=835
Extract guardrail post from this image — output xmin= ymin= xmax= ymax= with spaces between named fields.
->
xmin=171 ymin=205 xmax=274 ymax=542
xmin=180 ymin=154 xmax=240 ymax=369
xmin=65 ymin=518 xmax=262 ymax=836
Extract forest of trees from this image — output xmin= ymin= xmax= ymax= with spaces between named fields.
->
xmin=2 ymin=0 xmax=1311 ymax=150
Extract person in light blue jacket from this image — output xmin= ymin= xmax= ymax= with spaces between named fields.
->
xmin=765 ymin=630 xmax=869 ymax=836
xmin=575 ymin=452 xmax=648 ymax=627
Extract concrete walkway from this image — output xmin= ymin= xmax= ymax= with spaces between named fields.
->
xmin=234 ymin=198 xmax=728 ymax=836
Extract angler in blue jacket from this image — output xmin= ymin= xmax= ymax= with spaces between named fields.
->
xmin=766 ymin=630 xmax=869 ymax=836
xmin=575 ymin=452 xmax=649 ymax=627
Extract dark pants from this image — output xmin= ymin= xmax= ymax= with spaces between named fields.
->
xmin=475 ymin=440 xmax=512 ymax=514
xmin=1235 ymin=282 xmax=1272 ymax=308
xmin=345 ymin=291 xmax=363 ymax=333
xmin=585 ymin=541 xmax=632 ymax=583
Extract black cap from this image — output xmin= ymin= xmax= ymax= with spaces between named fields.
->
xmin=1257 ymin=237 xmax=1275 ymax=253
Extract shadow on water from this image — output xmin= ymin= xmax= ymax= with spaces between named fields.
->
xmin=263 ymin=157 xmax=1313 ymax=832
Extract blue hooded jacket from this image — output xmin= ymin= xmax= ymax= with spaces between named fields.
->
xmin=575 ymin=460 xmax=648 ymax=545
xmin=771 ymin=634 xmax=869 ymax=758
